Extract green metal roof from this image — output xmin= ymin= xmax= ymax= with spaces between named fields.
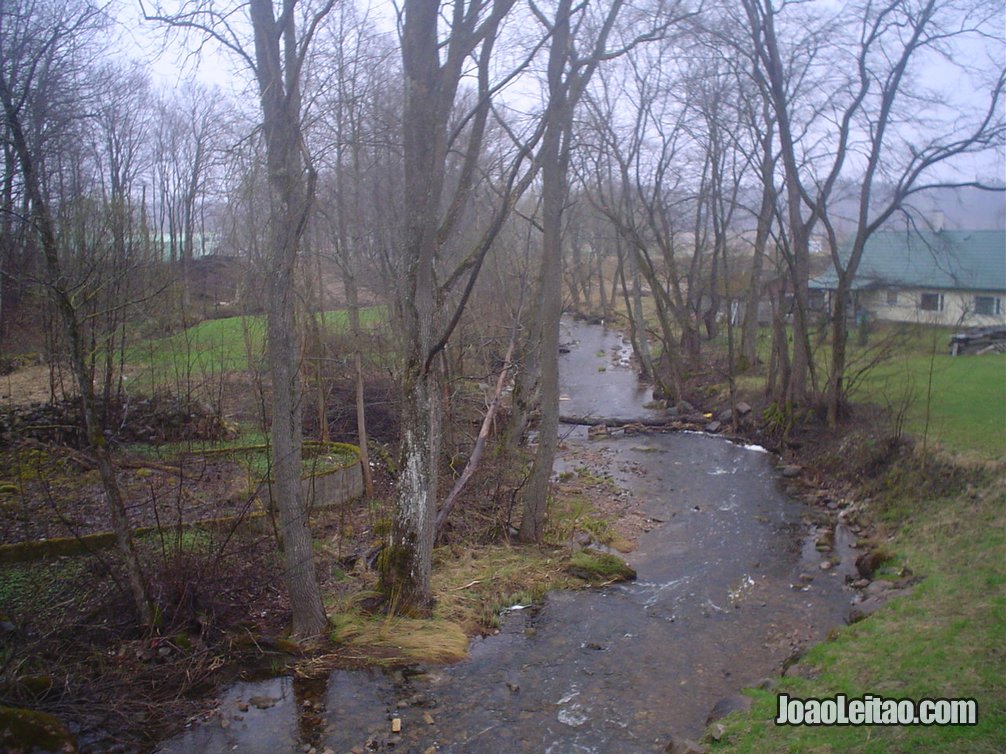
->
xmin=809 ymin=230 xmax=1006 ymax=292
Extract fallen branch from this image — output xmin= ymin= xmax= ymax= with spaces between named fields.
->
xmin=435 ymin=307 xmax=522 ymax=539
xmin=559 ymin=414 xmax=680 ymax=427
xmin=450 ymin=579 xmax=483 ymax=591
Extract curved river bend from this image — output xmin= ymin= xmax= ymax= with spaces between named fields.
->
xmin=160 ymin=320 xmax=857 ymax=754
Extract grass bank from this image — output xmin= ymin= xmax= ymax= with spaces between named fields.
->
xmin=708 ymin=427 xmax=1005 ymax=751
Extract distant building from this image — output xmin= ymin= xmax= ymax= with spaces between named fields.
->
xmin=809 ymin=229 xmax=1006 ymax=327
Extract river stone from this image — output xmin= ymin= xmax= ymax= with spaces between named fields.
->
xmin=815 ymin=529 xmax=834 ymax=551
xmin=705 ymin=421 xmax=722 ymax=433
xmin=706 ymin=722 xmax=727 ymax=742
xmin=248 ymin=695 xmax=279 ymax=709
xmin=778 ymin=464 xmax=802 ymax=478
xmin=855 ymin=549 xmax=889 ymax=579
xmin=849 ymin=596 xmax=886 ymax=622
xmin=849 ymin=588 xmax=911 ymax=623
xmin=865 ymin=579 xmax=892 ymax=597
xmin=735 ymin=401 xmax=752 ymax=417
xmin=705 ymin=694 xmax=753 ymax=725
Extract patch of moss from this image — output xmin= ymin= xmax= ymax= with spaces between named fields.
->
xmin=0 ymin=706 xmax=78 ymax=753
xmin=566 ymin=549 xmax=637 ymax=583
xmin=200 ymin=441 xmax=359 ymax=481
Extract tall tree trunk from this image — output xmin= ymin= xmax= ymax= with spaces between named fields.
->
xmin=519 ymin=0 xmax=572 ymax=544
xmin=759 ymin=3 xmax=815 ymax=407
xmin=344 ymin=273 xmax=374 ymax=498
xmin=740 ymin=149 xmax=774 ymax=369
xmin=622 ymin=240 xmax=655 ymax=381
xmin=827 ymin=259 xmax=859 ymax=425
xmin=381 ymin=0 xmax=444 ymax=612
xmin=250 ymin=0 xmax=328 ymax=638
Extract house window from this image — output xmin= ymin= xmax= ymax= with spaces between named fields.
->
xmin=886 ymin=290 xmax=899 ymax=306
xmin=808 ymin=289 xmax=825 ymax=311
xmin=920 ymin=292 xmax=944 ymax=312
xmin=975 ymin=296 xmax=1002 ymax=316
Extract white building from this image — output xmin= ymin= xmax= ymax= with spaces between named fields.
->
xmin=809 ymin=230 xmax=1006 ymax=328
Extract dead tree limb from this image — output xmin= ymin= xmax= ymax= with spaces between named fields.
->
xmin=435 ymin=313 xmax=521 ymax=539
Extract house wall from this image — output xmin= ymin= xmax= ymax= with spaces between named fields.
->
xmin=860 ymin=288 xmax=1006 ymax=327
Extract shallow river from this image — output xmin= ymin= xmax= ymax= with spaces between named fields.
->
xmin=159 ymin=320 xmax=857 ymax=754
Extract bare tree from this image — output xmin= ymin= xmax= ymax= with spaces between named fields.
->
xmin=518 ymin=0 xmax=686 ymax=543
xmin=0 ymin=0 xmax=155 ymax=626
xmin=309 ymin=4 xmax=402 ymax=500
xmin=738 ymin=0 xmax=1005 ymax=421
xmin=144 ymin=0 xmax=336 ymax=637
xmin=385 ymin=0 xmax=525 ymax=610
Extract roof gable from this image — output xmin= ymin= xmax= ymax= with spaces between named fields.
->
xmin=810 ymin=230 xmax=1006 ymax=292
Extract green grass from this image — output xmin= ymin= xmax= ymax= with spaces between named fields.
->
xmin=853 ymin=349 xmax=1006 ymax=460
xmin=126 ymin=307 xmax=386 ymax=386
xmin=731 ymin=322 xmax=1005 ymax=459
xmin=124 ymin=424 xmax=270 ymax=459
xmin=711 ymin=484 xmax=1006 ymax=753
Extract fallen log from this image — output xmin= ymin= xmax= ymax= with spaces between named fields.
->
xmin=560 ymin=414 xmax=677 ymax=427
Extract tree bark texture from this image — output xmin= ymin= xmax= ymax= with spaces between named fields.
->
xmin=250 ymin=0 xmax=328 ymax=637
xmin=381 ymin=0 xmax=445 ymax=612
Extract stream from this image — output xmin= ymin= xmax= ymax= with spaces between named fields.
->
xmin=158 ymin=319 xmax=858 ymax=754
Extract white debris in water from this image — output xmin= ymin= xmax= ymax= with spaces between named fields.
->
xmin=636 ymin=577 xmax=691 ymax=608
xmin=558 ymin=703 xmax=589 ymax=728
xmin=728 ymin=574 xmax=756 ymax=603
xmin=741 ymin=443 xmax=769 ymax=453
xmin=501 ymin=604 xmax=529 ymax=612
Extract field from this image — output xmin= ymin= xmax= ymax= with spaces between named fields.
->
xmin=853 ymin=344 xmax=1005 ymax=460
xmin=125 ymin=306 xmax=386 ymax=390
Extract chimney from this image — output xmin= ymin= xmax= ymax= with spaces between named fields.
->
xmin=931 ymin=210 xmax=945 ymax=233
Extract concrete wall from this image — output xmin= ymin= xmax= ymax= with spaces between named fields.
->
xmin=303 ymin=461 xmax=364 ymax=511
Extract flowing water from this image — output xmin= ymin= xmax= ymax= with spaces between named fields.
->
xmin=159 ymin=320 xmax=858 ymax=754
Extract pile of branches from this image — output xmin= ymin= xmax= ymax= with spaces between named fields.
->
xmin=0 ymin=393 xmax=237 ymax=448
